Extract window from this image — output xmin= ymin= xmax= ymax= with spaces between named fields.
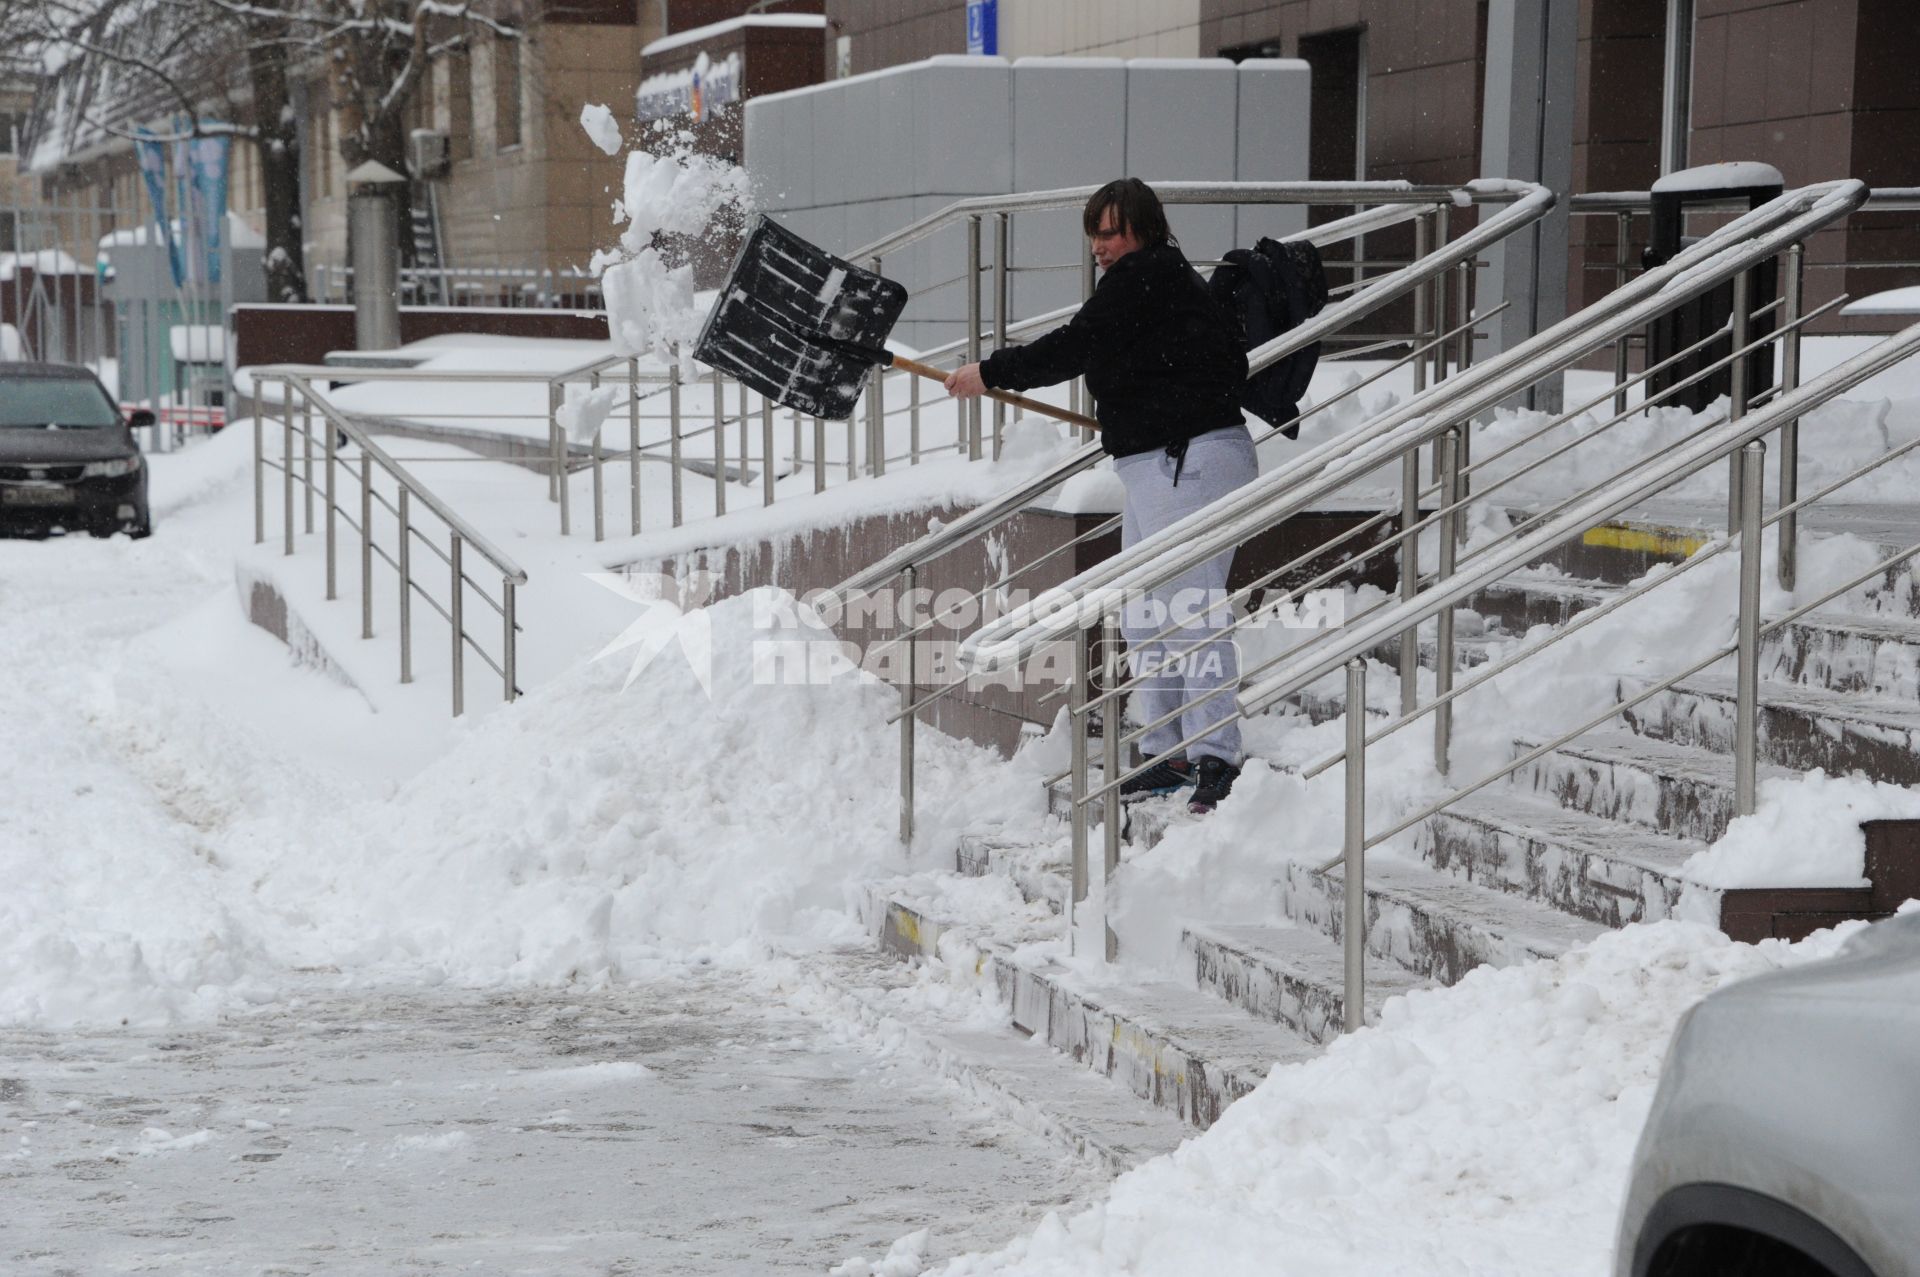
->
xmin=0 ymin=112 xmax=20 ymax=155
xmin=449 ymin=46 xmax=473 ymax=161
xmin=493 ymin=34 xmax=522 ymax=150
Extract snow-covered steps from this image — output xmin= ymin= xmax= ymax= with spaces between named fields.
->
xmin=1420 ymin=787 xmax=1701 ymax=928
xmin=1767 ymin=611 xmax=1920 ymax=700
xmin=1181 ymin=922 xmax=1429 ymax=1046
xmin=863 ymin=887 xmax=1316 ymax=1129
xmin=1042 ymin=784 xmax=1179 ymax=852
xmin=956 ymin=832 xmax=1070 ymax=914
xmin=1468 ymin=573 xmax=1617 ymax=634
xmin=1622 ymin=672 xmax=1920 ymax=784
xmin=1279 ymin=856 xmax=1612 ymax=987
xmin=818 ymin=950 xmax=1190 ymax=1176
xmin=1505 ymin=729 xmax=1796 ymax=846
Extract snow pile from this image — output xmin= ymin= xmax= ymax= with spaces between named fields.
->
xmin=557 ymin=380 xmax=620 ymax=443
xmin=1681 ymin=769 xmax=1920 ymax=888
xmin=579 ymin=102 xmax=624 ymax=156
xmin=5 ymin=587 xmax=1006 ymax=1025
xmin=938 ymin=919 xmax=1861 ymax=1277
xmin=590 ymin=131 xmax=751 ymax=372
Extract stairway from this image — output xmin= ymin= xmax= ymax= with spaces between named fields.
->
xmin=860 ymin=514 xmax=1920 ymax=1141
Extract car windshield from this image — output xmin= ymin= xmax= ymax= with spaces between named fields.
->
xmin=0 ymin=378 xmax=121 ymax=429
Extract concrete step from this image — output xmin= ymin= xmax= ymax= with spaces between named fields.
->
xmin=1278 ymin=854 xmax=1611 ymax=987
xmin=1468 ymin=572 xmax=1618 ymax=634
xmin=1043 ymin=775 xmax=1185 ymax=854
xmin=1181 ymin=922 xmax=1429 ymax=1046
xmin=863 ymin=887 xmax=1317 ymax=1130
xmin=1422 ymin=785 xmax=1701 ymax=929
xmin=818 ymin=948 xmax=1190 ymax=1176
xmin=1622 ymin=672 xmax=1920 ymax=786
xmin=1767 ymin=610 xmax=1920 ymax=701
xmin=956 ymin=831 xmax=1069 ymax=913
xmin=1505 ymin=728 xmax=1796 ymax=846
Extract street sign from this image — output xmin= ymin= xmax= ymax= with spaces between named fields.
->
xmin=966 ymin=0 xmax=997 ymax=55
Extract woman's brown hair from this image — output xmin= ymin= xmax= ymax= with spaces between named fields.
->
xmin=1082 ymin=177 xmax=1176 ymax=247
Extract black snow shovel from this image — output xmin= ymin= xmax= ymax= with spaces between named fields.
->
xmin=693 ymin=216 xmax=1098 ymax=430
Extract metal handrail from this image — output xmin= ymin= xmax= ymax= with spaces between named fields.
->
xmin=956 ymin=181 xmax=1868 ymax=672
xmin=828 ymin=183 xmax=1553 ymax=605
xmin=253 ymin=373 xmax=527 ymax=716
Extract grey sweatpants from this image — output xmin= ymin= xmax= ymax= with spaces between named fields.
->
xmin=1111 ymin=425 xmax=1260 ymax=767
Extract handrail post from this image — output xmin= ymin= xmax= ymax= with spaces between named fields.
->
xmin=1778 ymin=241 xmax=1804 ymax=590
xmin=899 ymin=564 xmax=917 ymax=848
xmin=1398 ymin=445 xmax=1420 ymax=717
xmin=992 ymin=212 xmax=1009 ymax=460
xmin=871 ymin=256 xmax=888 ymax=475
xmin=711 ymin=367 xmax=726 ymax=517
xmin=1412 ymin=213 xmax=1431 ymax=397
xmin=738 ymin=377 xmax=750 ymax=481
xmin=1430 ymin=205 xmax=1450 ymax=384
xmin=847 ymin=416 xmax=856 ymax=484
xmin=398 ymin=486 xmax=412 ymax=682
xmin=669 ymin=367 xmax=684 ymax=527
xmin=761 ymin=395 xmax=776 ymax=507
xmin=909 ymin=375 xmax=921 ymax=465
xmin=966 ymin=214 xmax=983 ymax=461
xmin=252 ymin=382 xmax=264 ymax=545
xmin=1434 ymin=428 xmax=1460 ymax=774
xmin=591 ymin=371 xmax=605 ymax=543
xmin=1726 ymin=268 xmax=1751 ymax=531
xmin=546 ymin=381 xmax=561 ymax=503
xmin=302 ymin=393 xmax=314 ymax=534
xmin=1612 ymin=211 xmax=1633 ymax=416
xmin=1735 ymin=440 xmax=1765 ymax=818
xmin=282 ymin=387 xmax=295 ymax=556
xmin=813 ymin=415 xmax=826 ymax=494
xmin=360 ymin=454 xmax=374 ymax=640
xmin=1069 ymin=622 xmax=1091 ymax=955
xmin=324 ymin=418 xmax=338 ymax=601
xmin=628 ymin=358 xmax=642 ymax=535
xmin=450 ymin=533 xmax=465 ymax=717
xmin=1343 ymin=657 xmax=1367 ymax=1034
xmin=1100 ymin=610 xmax=1122 ymax=963
xmin=502 ymin=577 xmax=517 ymax=702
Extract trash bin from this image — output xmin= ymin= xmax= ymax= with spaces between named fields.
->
xmin=1642 ymin=162 xmax=1783 ymax=414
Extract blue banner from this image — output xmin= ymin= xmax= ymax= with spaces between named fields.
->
xmin=134 ymin=134 xmax=185 ymax=288
xmin=184 ymin=135 xmax=230 ymax=286
xmin=966 ymin=0 xmax=997 ymax=55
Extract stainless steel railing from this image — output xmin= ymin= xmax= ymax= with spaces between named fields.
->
xmin=251 ymin=373 xmax=528 ymax=717
xmin=948 ymin=180 xmax=1883 ymax=972
xmin=825 ymin=181 xmax=1553 ymax=854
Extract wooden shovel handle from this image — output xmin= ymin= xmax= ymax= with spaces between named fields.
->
xmin=889 ymin=355 xmax=1099 ymax=431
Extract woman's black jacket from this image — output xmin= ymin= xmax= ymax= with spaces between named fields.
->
xmin=978 ymin=240 xmax=1247 ymax=459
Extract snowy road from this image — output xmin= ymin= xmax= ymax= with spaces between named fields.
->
xmin=1 ymin=970 xmax=1102 ymax=1275
xmin=0 ymin=435 xmax=1103 ymax=1274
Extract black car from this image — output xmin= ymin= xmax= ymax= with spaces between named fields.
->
xmin=0 ymin=361 xmax=153 ymax=538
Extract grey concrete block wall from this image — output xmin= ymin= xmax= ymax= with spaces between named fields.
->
xmin=1235 ymin=59 xmax=1312 ymax=247
xmin=1011 ymin=57 xmax=1126 ymax=326
xmin=1125 ymin=59 xmax=1239 ymax=266
xmin=745 ymin=54 xmax=1309 ymax=352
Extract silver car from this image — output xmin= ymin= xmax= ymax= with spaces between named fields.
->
xmin=1614 ymin=911 xmax=1920 ymax=1277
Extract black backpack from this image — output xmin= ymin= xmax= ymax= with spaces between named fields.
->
xmin=1208 ymin=236 xmax=1329 ymax=438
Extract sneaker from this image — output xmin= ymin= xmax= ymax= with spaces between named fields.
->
xmin=1119 ymin=757 xmax=1194 ymax=799
xmin=1188 ymin=756 xmax=1241 ymax=814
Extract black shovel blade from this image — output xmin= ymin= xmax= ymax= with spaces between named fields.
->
xmin=692 ymin=216 xmax=909 ymax=422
